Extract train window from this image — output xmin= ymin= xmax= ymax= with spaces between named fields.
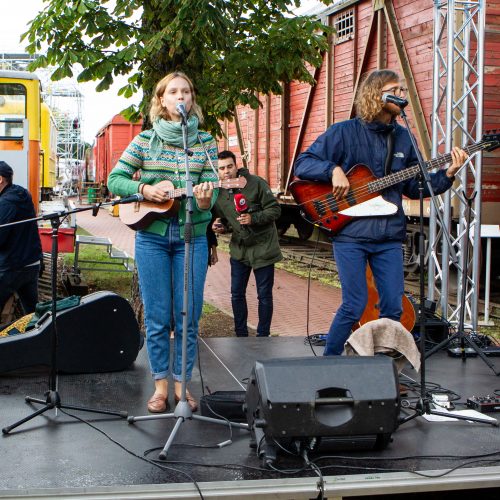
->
xmin=0 ymin=83 xmax=27 ymax=139
xmin=333 ymin=9 xmax=355 ymax=45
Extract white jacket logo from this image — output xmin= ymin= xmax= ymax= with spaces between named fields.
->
xmin=394 ymin=152 xmax=405 ymax=158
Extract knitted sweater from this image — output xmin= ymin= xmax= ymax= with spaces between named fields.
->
xmin=107 ymin=129 xmax=219 ymax=238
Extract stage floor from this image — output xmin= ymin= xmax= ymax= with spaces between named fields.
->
xmin=1 ymin=336 xmax=499 ymax=499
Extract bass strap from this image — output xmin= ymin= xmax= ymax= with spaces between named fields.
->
xmin=385 ymin=128 xmax=396 ymax=176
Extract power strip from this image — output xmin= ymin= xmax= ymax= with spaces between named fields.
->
xmin=466 ymin=396 xmax=500 ymax=413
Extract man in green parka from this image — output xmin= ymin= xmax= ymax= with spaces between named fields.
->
xmin=212 ymin=150 xmax=282 ymax=337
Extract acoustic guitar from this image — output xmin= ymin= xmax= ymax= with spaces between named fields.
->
xmin=119 ymin=177 xmax=247 ymax=230
xmin=353 ymin=264 xmax=416 ymax=332
xmin=289 ymin=133 xmax=500 ymax=235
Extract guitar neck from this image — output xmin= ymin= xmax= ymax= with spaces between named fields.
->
xmin=369 ymin=141 xmax=485 ymax=192
xmin=165 ymin=180 xmax=228 ymax=199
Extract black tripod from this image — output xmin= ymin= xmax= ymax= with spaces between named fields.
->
xmin=1 ymin=200 xmax=137 ymax=434
xmin=425 ymin=191 xmax=498 ymax=374
xmin=395 ymin=106 xmax=498 ymax=427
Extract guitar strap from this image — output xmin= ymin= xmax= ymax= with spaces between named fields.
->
xmin=384 ymin=128 xmax=396 ymax=176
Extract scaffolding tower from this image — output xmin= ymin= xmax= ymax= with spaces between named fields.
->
xmin=42 ymin=80 xmax=87 ymax=195
xmin=428 ymin=0 xmax=486 ymax=330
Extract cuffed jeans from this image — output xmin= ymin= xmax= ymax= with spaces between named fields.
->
xmin=135 ymin=220 xmax=208 ymax=381
xmin=230 ymin=258 xmax=274 ymax=337
xmin=0 ymin=265 xmax=40 ymax=314
xmin=324 ymin=240 xmax=404 ymax=356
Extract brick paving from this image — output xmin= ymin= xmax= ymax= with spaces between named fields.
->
xmin=76 ymin=204 xmax=342 ymax=338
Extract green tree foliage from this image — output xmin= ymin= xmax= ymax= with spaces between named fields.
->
xmin=23 ymin=0 xmax=332 ymax=134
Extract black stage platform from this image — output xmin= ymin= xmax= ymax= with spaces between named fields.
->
xmin=1 ymin=336 xmax=499 ymax=499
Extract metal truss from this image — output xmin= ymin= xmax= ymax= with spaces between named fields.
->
xmin=428 ymin=0 xmax=485 ymax=330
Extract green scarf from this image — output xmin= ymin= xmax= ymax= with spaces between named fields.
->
xmin=149 ymin=116 xmax=200 ymax=160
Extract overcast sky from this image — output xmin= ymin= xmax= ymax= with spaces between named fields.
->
xmin=0 ymin=0 xmax=141 ymax=144
xmin=0 ymin=0 xmax=324 ymax=143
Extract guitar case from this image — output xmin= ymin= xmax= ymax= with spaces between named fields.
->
xmin=0 ymin=291 xmax=142 ymax=374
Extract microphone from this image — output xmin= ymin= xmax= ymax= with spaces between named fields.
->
xmin=234 ymin=193 xmax=252 ymax=233
xmin=382 ymin=93 xmax=408 ymax=108
xmin=175 ymin=102 xmax=188 ymax=120
xmin=234 ymin=193 xmax=249 ymax=214
xmin=112 ymin=193 xmax=144 ymax=205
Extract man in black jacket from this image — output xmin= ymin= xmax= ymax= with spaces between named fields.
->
xmin=0 ymin=161 xmax=42 ymax=314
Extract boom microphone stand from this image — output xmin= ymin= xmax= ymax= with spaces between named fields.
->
xmin=127 ymin=109 xmax=248 ymax=459
xmin=394 ymin=104 xmax=497 ymax=427
xmin=2 ymin=197 xmax=141 ymax=434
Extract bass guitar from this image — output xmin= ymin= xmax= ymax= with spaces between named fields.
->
xmin=289 ymin=133 xmax=500 ymax=235
xmin=119 ymin=177 xmax=247 ymax=230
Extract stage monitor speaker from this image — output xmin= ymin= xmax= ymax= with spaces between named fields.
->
xmin=244 ymin=356 xmax=400 ymax=465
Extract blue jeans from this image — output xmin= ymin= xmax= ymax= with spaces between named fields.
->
xmin=135 ymin=220 xmax=208 ymax=381
xmin=324 ymin=240 xmax=404 ymax=356
xmin=230 ymin=258 xmax=274 ymax=337
xmin=0 ymin=265 xmax=40 ymax=314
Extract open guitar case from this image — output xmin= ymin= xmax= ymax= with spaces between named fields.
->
xmin=0 ymin=291 xmax=143 ymax=374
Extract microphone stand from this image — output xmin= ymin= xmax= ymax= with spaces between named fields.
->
xmin=2 ymin=198 xmax=136 ymax=434
xmin=396 ymin=106 xmax=497 ymax=427
xmin=127 ymin=112 xmax=248 ymax=459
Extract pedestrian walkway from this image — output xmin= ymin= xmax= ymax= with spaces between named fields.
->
xmin=76 ymin=204 xmax=342 ymax=337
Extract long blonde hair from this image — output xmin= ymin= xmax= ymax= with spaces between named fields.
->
xmin=149 ymin=71 xmax=204 ymax=124
xmin=355 ymin=69 xmax=400 ymax=122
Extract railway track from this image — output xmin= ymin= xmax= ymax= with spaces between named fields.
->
xmin=278 ymin=235 xmax=500 ymax=321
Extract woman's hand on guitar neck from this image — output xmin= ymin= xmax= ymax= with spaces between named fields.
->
xmin=446 ymin=147 xmax=468 ymax=178
xmin=331 ymin=166 xmax=350 ymax=200
xmin=193 ymin=181 xmax=215 ymax=210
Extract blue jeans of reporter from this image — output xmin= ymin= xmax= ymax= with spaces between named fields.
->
xmin=135 ymin=219 xmax=208 ymax=382
xmin=230 ymin=258 xmax=274 ymax=337
xmin=324 ymin=240 xmax=404 ymax=356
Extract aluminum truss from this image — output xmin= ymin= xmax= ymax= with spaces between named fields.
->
xmin=428 ymin=0 xmax=485 ymax=330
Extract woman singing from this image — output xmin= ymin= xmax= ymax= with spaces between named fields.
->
xmin=108 ymin=72 xmax=218 ymax=413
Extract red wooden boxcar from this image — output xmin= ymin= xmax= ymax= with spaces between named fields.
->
xmin=93 ymin=114 xmax=143 ymax=184
xmin=220 ymin=0 xmax=499 ymax=240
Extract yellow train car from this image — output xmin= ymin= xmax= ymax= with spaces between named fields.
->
xmin=40 ymin=102 xmax=57 ymax=197
xmin=0 ymin=70 xmax=41 ymax=211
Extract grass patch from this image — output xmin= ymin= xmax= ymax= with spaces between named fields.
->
xmin=63 ymin=227 xmax=133 ymax=300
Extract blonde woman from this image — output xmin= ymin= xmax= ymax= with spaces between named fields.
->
xmin=294 ymin=69 xmax=467 ymax=356
xmin=108 ymin=72 xmax=218 ymax=413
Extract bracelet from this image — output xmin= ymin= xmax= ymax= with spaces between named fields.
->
xmin=139 ymin=183 xmax=145 ymax=194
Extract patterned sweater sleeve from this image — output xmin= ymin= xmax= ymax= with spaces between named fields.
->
xmin=107 ymin=133 xmax=145 ymax=196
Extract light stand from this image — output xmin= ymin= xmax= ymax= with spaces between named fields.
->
xmin=396 ymin=106 xmax=497 ymax=427
xmin=2 ymin=199 xmax=138 ymax=434
xmin=127 ymin=113 xmax=248 ymax=459
xmin=425 ymin=191 xmax=498 ymax=374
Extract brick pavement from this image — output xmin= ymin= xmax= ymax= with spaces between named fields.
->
xmin=76 ymin=205 xmax=341 ymax=337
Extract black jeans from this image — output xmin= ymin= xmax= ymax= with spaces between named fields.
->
xmin=0 ymin=265 xmax=40 ymax=315
xmin=230 ymin=258 xmax=274 ymax=337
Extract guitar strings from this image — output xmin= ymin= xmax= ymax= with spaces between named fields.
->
xmin=296 ymin=141 xmax=485 ymax=224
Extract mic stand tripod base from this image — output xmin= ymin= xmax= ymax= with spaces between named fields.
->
xmin=128 ymin=402 xmax=249 ymax=459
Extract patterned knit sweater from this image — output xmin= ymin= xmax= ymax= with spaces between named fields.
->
xmin=107 ymin=129 xmax=219 ymax=237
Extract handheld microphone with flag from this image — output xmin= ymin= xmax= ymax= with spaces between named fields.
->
xmin=381 ymin=93 xmax=409 ymax=108
xmin=234 ymin=193 xmax=251 ymax=232
xmin=234 ymin=193 xmax=249 ymax=214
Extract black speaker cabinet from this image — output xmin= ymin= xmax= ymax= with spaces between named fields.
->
xmin=244 ymin=355 xmax=400 ymax=464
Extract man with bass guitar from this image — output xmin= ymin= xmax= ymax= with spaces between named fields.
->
xmin=293 ymin=69 xmax=468 ymax=356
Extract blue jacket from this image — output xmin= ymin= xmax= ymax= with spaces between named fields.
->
xmin=294 ymin=117 xmax=453 ymax=243
xmin=0 ymin=184 xmax=42 ymax=272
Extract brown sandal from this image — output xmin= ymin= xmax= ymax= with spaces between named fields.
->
xmin=147 ymin=393 xmax=168 ymax=413
xmin=174 ymin=391 xmax=198 ymax=412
